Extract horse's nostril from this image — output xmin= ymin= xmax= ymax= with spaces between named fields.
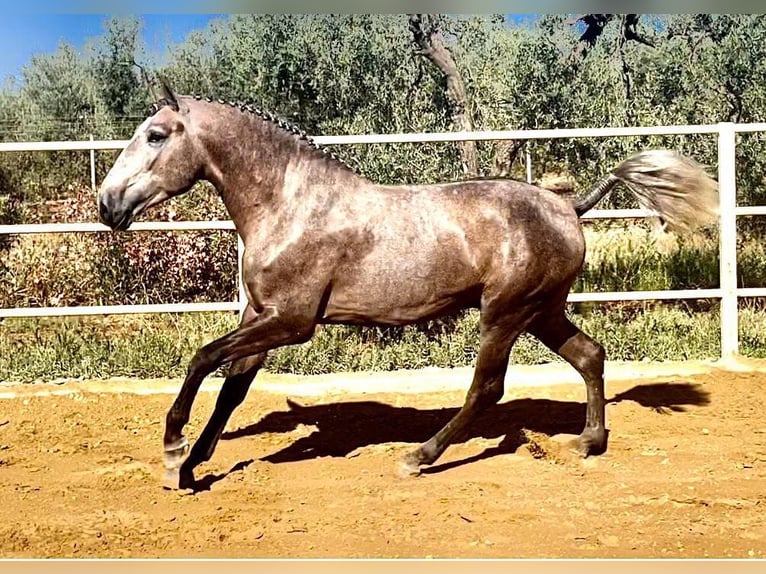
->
xmin=98 ymin=199 xmax=111 ymax=225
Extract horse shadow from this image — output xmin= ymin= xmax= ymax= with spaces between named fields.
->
xmin=212 ymin=381 xmax=710 ymax=480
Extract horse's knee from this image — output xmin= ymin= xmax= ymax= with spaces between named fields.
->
xmin=226 ymin=353 xmax=266 ymax=377
xmin=187 ymin=347 xmax=214 ymax=378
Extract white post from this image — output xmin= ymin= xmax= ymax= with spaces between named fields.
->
xmin=236 ymin=235 xmax=248 ymax=317
xmin=525 ymin=144 xmax=533 ymax=183
xmin=89 ymin=135 xmax=96 ymax=193
xmin=718 ymin=122 xmax=738 ymax=359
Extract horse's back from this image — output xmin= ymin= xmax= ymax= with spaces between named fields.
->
xmin=402 ymin=178 xmax=586 ymax=273
xmin=319 ymin=178 xmax=585 ymax=324
xmin=426 ymin=178 xmax=586 ymax=297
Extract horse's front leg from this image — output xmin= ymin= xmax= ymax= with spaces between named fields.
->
xmin=162 ymin=305 xmax=316 ymax=489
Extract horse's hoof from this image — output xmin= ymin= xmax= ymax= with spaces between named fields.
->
xmin=572 ymin=429 xmax=607 ymax=458
xmin=396 ymin=461 xmax=421 ymax=478
xmin=396 ymin=451 xmax=423 ymax=478
xmin=163 ymin=467 xmax=196 ymax=491
xmin=162 ymin=437 xmax=190 ymax=489
xmin=163 ymin=436 xmax=190 ymax=469
xmin=163 ymin=467 xmax=181 ymax=490
xmin=162 ymin=475 xmax=196 ymax=491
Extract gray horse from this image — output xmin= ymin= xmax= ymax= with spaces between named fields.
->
xmin=97 ymin=84 xmax=718 ymax=490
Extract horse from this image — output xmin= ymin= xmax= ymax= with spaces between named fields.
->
xmin=97 ymin=83 xmax=718 ymax=490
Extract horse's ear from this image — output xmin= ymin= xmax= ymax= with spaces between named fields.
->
xmin=158 ymin=75 xmax=179 ymax=112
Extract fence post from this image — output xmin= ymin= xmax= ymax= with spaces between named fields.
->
xmin=237 ymin=235 xmax=248 ymax=317
xmin=89 ymin=134 xmax=96 ymax=193
xmin=718 ymin=122 xmax=738 ymax=360
xmin=525 ymin=144 xmax=533 ymax=183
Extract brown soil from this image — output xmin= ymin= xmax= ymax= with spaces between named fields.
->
xmin=0 ymin=362 xmax=765 ymax=559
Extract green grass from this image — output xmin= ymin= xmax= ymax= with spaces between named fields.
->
xmin=0 ymin=313 xmax=238 ymax=382
xmin=3 ymin=303 xmax=766 ymax=383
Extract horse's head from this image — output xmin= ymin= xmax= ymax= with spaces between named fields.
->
xmin=98 ymin=81 xmax=202 ymax=230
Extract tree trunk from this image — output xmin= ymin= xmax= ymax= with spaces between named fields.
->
xmin=567 ymin=14 xmax=655 ymax=61
xmin=408 ymin=14 xmax=478 ymax=176
xmin=489 ymin=139 xmax=525 ymax=177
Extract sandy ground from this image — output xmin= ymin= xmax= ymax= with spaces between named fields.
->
xmin=0 ymin=359 xmax=765 ymax=559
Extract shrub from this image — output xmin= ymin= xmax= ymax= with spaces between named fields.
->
xmin=1 ymin=183 xmax=238 ymax=309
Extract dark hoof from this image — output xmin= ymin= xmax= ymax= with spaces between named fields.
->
xmin=572 ymin=428 xmax=608 ymax=458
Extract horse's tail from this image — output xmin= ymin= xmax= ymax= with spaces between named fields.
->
xmin=573 ymin=150 xmax=719 ymax=231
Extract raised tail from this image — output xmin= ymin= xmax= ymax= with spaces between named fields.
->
xmin=573 ymin=150 xmax=719 ymax=231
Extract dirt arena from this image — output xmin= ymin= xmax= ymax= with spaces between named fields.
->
xmin=0 ymin=359 xmax=765 ymax=559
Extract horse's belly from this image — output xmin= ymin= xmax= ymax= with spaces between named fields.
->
xmin=321 ymin=278 xmax=481 ymax=326
xmin=320 ymin=226 xmax=485 ymax=325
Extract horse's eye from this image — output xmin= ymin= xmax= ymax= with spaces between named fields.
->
xmin=147 ymin=131 xmax=168 ymax=145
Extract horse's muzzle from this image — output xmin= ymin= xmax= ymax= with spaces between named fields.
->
xmin=98 ymin=197 xmax=133 ymax=231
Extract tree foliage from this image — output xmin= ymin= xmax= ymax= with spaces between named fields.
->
xmin=2 ymin=14 xmax=766 ymax=204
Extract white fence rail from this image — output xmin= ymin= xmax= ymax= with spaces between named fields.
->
xmin=2 ymin=122 xmax=764 ymax=359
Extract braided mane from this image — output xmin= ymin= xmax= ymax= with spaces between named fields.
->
xmin=149 ymin=95 xmax=353 ymax=172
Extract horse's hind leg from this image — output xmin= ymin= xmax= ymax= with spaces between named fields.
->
xmin=527 ymin=309 xmax=607 ymax=456
xmin=399 ymin=305 xmax=535 ymax=477
xmin=164 ymin=352 xmax=266 ymax=490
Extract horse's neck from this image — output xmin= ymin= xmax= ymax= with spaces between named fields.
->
xmin=197 ymin=109 xmax=367 ymax=239
xmin=212 ymin=139 xmax=361 ymax=241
